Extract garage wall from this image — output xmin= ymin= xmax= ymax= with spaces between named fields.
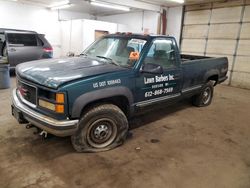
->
xmin=58 ymin=10 xmax=92 ymax=20
xmin=166 ymin=6 xmax=183 ymax=45
xmin=82 ymin=20 xmax=118 ymax=49
xmin=60 ymin=19 xmax=119 ymax=56
xmin=99 ymin=8 xmax=184 ymax=44
xmin=97 ymin=11 xmax=160 ymax=34
xmin=181 ymin=0 xmax=250 ymax=89
xmin=61 ymin=20 xmax=84 ymax=57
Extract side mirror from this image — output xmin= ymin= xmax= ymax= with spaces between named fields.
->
xmin=140 ymin=63 xmax=163 ymax=74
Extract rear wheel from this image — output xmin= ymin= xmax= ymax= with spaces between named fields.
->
xmin=71 ymin=104 xmax=128 ymax=152
xmin=192 ymin=81 xmax=214 ymax=107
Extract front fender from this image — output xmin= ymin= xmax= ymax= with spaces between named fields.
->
xmin=71 ymin=86 xmax=134 ymax=118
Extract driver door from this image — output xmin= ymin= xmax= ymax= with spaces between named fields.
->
xmin=135 ymin=38 xmax=182 ymax=107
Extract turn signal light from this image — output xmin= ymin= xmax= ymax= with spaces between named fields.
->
xmin=56 ymin=93 xmax=65 ymax=103
xmin=55 ymin=104 xmax=64 ymax=113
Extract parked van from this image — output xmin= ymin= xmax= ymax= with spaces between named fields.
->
xmin=0 ymin=28 xmax=53 ymax=69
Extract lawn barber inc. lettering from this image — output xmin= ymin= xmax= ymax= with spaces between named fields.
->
xmin=144 ymin=74 xmax=175 ymax=85
xmin=144 ymin=74 xmax=175 ymax=98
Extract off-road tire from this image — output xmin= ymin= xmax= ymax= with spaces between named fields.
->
xmin=71 ymin=104 xmax=128 ymax=152
xmin=192 ymin=81 xmax=214 ymax=107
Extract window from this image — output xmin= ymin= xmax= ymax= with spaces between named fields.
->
xmin=144 ymin=39 xmax=176 ymax=69
xmin=7 ymin=33 xmax=38 ymax=46
xmin=127 ymin=39 xmax=146 ymax=53
xmin=84 ymin=37 xmax=147 ymax=67
xmin=37 ymin=37 xmax=44 ymax=46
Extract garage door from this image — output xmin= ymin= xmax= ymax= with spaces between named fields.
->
xmin=181 ymin=0 xmax=250 ymax=89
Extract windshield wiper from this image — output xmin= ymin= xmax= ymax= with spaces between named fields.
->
xmin=80 ymin=53 xmax=88 ymax=57
xmin=96 ymin=56 xmax=120 ymax=66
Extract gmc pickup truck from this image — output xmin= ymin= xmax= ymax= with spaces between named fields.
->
xmin=11 ymin=33 xmax=228 ymax=152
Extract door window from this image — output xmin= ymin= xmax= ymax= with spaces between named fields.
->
xmin=144 ymin=39 xmax=176 ymax=68
xmin=7 ymin=33 xmax=38 ymax=46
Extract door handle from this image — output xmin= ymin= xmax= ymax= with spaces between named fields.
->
xmin=174 ymin=74 xmax=181 ymax=79
xmin=9 ymin=48 xmax=16 ymax=52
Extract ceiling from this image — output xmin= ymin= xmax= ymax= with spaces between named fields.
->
xmin=19 ymin=0 xmax=149 ymax=15
xmin=138 ymin=0 xmax=219 ymax=6
xmin=16 ymin=0 xmax=225 ymax=16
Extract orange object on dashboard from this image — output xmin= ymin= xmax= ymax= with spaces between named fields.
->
xmin=129 ymin=51 xmax=140 ymax=61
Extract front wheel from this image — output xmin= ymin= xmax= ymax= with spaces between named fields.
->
xmin=71 ymin=104 xmax=129 ymax=152
xmin=192 ymin=81 xmax=214 ymax=107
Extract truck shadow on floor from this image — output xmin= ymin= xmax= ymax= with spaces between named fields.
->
xmin=128 ymin=99 xmax=192 ymax=130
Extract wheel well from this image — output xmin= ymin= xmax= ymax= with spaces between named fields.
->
xmin=80 ymin=96 xmax=130 ymax=118
xmin=207 ymin=75 xmax=218 ymax=85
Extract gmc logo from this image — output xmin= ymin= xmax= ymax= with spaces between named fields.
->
xmin=18 ymin=86 xmax=30 ymax=99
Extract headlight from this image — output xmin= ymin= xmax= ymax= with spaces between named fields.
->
xmin=38 ymin=93 xmax=65 ymax=113
xmin=39 ymin=99 xmax=56 ymax=111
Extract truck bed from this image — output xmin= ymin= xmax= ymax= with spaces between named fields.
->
xmin=181 ymin=54 xmax=212 ymax=62
xmin=180 ymin=54 xmax=228 ymax=91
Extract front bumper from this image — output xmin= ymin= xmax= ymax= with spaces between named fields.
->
xmin=11 ymin=89 xmax=79 ymax=137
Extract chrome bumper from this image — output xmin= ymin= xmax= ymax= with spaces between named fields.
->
xmin=11 ymin=89 xmax=79 ymax=137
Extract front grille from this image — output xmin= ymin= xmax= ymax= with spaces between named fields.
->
xmin=17 ymin=80 xmax=37 ymax=105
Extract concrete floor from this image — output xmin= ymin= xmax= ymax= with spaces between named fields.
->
xmin=0 ymin=77 xmax=250 ymax=188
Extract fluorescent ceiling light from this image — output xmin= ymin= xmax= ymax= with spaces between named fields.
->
xmin=50 ymin=4 xmax=73 ymax=10
xmin=49 ymin=0 xmax=69 ymax=7
xmin=49 ymin=0 xmax=74 ymax=10
xmin=90 ymin=1 xmax=130 ymax=11
xmin=167 ymin=0 xmax=184 ymax=3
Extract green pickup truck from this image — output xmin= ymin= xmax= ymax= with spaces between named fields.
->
xmin=11 ymin=33 xmax=228 ymax=152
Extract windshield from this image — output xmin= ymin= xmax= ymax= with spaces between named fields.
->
xmin=83 ymin=37 xmax=147 ymax=68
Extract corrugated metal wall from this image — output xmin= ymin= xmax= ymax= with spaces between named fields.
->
xmin=181 ymin=0 xmax=250 ymax=89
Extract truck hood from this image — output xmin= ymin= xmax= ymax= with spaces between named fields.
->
xmin=16 ymin=57 xmax=127 ymax=89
